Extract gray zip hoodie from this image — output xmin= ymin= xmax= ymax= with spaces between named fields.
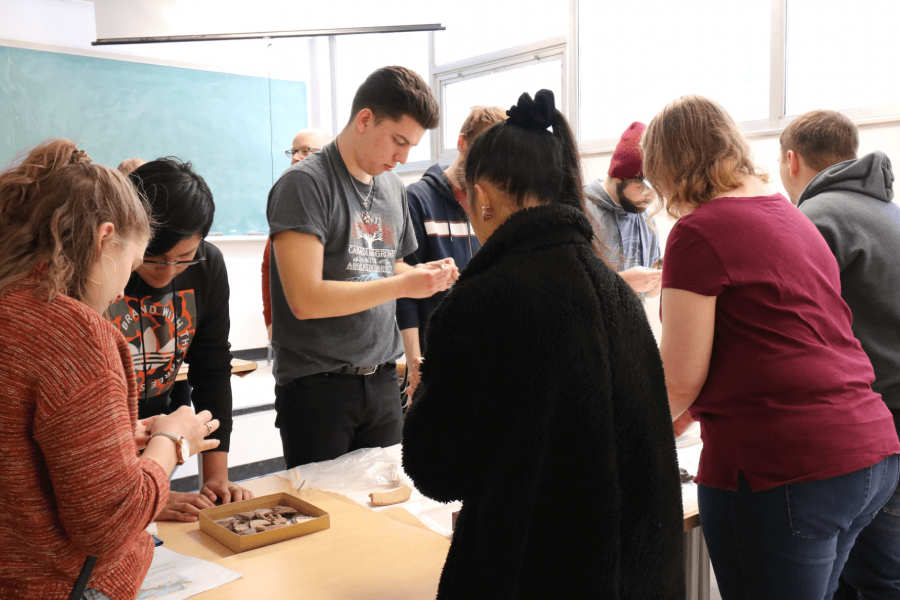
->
xmin=798 ymin=151 xmax=900 ymax=409
xmin=583 ymin=179 xmax=660 ymax=272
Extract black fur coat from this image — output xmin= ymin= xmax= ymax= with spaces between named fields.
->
xmin=402 ymin=203 xmax=685 ymax=599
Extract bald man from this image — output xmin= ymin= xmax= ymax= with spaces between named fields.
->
xmin=264 ymin=128 xmax=334 ymax=338
xmin=285 ymin=128 xmax=333 ymax=164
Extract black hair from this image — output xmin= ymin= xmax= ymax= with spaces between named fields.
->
xmin=129 ymin=158 xmax=215 ymax=256
xmin=465 ymin=90 xmax=584 ymax=213
xmin=348 ymin=66 xmax=440 ymax=130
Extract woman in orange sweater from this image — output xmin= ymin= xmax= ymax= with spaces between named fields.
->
xmin=0 ymin=140 xmax=221 ymax=599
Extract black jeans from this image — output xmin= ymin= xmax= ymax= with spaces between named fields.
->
xmin=274 ymin=363 xmax=402 ymax=469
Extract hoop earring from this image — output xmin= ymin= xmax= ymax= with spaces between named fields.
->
xmin=87 ymin=255 xmax=117 ymax=285
xmin=481 ymin=206 xmax=493 ymax=221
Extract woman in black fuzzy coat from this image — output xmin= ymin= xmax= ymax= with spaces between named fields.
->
xmin=402 ymin=90 xmax=685 ymax=599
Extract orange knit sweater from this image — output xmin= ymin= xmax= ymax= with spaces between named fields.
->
xmin=0 ymin=279 xmax=170 ymax=599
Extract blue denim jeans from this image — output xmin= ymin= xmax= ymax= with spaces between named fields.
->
xmin=841 ymin=423 xmax=900 ymax=599
xmin=699 ymin=454 xmax=899 ymax=600
xmin=82 ymin=589 xmax=111 ymax=600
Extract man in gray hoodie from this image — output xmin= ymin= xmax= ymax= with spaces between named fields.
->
xmin=584 ymin=122 xmax=661 ymax=297
xmin=780 ymin=109 xmax=900 ymax=599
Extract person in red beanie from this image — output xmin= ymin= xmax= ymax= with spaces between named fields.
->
xmin=584 ymin=121 xmax=662 ymax=297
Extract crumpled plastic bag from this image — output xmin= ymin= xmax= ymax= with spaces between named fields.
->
xmin=288 ymin=447 xmax=405 ymax=493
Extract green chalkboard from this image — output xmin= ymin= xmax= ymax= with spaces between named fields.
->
xmin=0 ymin=45 xmax=307 ymax=235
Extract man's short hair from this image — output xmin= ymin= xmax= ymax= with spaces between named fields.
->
xmin=460 ymin=106 xmax=507 ymax=143
xmin=349 ymin=66 xmax=439 ymax=130
xmin=780 ymin=110 xmax=859 ymax=172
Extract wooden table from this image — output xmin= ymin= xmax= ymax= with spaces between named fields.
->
xmin=158 ymin=458 xmax=708 ymax=599
xmin=175 ymin=358 xmax=258 ymax=382
xmin=156 ymin=475 xmax=450 ymax=599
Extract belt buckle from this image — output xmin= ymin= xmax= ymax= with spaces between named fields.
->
xmin=359 ymin=365 xmax=378 ymax=376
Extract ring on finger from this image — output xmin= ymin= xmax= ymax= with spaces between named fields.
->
xmin=205 ymin=422 xmax=213 ymax=435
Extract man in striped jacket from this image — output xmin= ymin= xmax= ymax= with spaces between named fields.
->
xmin=397 ymin=106 xmax=506 ymax=398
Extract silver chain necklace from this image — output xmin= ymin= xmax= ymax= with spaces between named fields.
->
xmin=335 ymin=138 xmax=375 ymax=217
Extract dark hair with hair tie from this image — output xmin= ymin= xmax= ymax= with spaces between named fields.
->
xmin=465 ymin=89 xmax=583 ymax=212
xmin=506 ymin=90 xmax=557 ymax=131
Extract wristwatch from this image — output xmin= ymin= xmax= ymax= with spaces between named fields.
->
xmin=150 ymin=431 xmax=190 ymax=465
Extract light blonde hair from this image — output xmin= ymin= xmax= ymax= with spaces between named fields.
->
xmin=460 ymin=106 xmax=508 ymax=143
xmin=117 ymin=157 xmax=147 ymax=175
xmin=0 ymin=139 xmax=152 ymax=303
xmin=642 ymin=95 xmax=768 ymax=219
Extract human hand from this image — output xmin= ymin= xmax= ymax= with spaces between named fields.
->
xmin=423 ymin=257 xmax=460 ymax=282
xmin=267 ymin=324 xmax=273 ymax=341
xmin=401 ymin=261 xmax=457 ymax=299
xmin=405 ymin=356 xmax=424 ymax=399
xmin=134 ymin=415 xmax=159 ymax=451
xmin=673 ymin=412 xmax=695 ymax=438
xmin=620 ymin=266 xmax=663 ymax=293
xmin=155 ymin=491 xmax=216 ymax=523
xmin=151 ymin=407 xmax=220 ymax=456
xmin=201 ymin=477 xmax=255 ymax=505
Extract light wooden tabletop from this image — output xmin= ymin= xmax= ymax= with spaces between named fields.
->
xmin=156 ymin=475 xmax=450 ymax=599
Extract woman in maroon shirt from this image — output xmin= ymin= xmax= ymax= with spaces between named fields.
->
xmin=644 ymin=95 xmax=900 ymax=600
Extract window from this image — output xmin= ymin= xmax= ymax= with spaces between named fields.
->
xmin=334 ymin=31 xmax=432 ymax=165
xmin=442 ymin=60 xmax=563 ymax=149
xmin=578 ymin=0 xmax=771 ymax=145
xmin=434 ymin=0 xmax=568 ymax=67
xmin=786 ymin=0 xmax=900 ymax=116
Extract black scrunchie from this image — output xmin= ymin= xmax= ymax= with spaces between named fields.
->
xmin=506 ymin=89 xmax=556 ymax=130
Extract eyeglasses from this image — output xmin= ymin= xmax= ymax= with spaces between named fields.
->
xmin=284 ymin=146 xmax=321 ymax=158
xmin=141 ymin=257 xmax=206 ymax=268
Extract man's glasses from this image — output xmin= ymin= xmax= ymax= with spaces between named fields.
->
xmin=285 ymin=146 xmax=321 ymax=159
xmin=142 ymin=257 xmax=206 ymax=268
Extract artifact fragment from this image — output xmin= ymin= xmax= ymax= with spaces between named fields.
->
xmin=369 ymin=485 xmax=413 ymax=506
xmin=212 ymin=505 xmax=320 ymax=536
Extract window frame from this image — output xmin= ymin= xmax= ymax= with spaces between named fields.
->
xmin=430 ymin=35 xmax=567 ymax=165
xmin=315 ymin=0 xmax=900 ymax=167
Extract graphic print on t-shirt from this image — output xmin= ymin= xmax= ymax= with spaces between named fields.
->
xmin=346 ymin=208 xmax=398 ymax=281
xmin=107 ymin=290 xmax=197 ymax=398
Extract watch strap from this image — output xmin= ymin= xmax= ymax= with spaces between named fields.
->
xmin=150 ymin=431 xmax=186 ymax=465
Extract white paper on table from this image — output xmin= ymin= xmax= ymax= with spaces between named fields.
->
xmin=137 ymin=546 xmax=242 ymax=600
xmin=145 ymin=522 xmax=158 ymax=535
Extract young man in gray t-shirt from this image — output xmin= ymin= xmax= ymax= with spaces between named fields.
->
xmin=266 ymin=66 xmax=457 ymax=468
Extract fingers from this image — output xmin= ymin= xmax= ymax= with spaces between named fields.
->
xmin=156 ymin=509 xmax=198 ymax=523
xmin=194 ymin=409 xmax=213 ymax=423
xmin=134 ymin=432 xmax=151 ymax=451
xmin=200 ymin=485 xmax=218 ymax=503
xmin=230 ymin=486 xmax=253 ymax=502
xmin=203 ymin=419 xmax=220 ymax=436
xmin=177 ymin=492 xmax=215 ymax=510
xmin=196 ymin=439 xmax=222 ymax=454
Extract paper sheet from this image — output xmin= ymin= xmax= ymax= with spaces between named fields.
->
xmin=137 ymin=547 xmax=242 ymax=600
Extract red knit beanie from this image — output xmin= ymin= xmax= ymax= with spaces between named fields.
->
xmin=608 ymin=121 xmax=646 ymax=179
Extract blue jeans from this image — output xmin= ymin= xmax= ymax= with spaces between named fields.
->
xmin=841 ymin=423 xmax=900 ymax=599
xmin=699 ymin=454 xmax=899 ymax=600
xmin=82 ymin=589 xmax=111 ymax=600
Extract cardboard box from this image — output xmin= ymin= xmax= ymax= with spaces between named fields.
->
xmin=198 ymin=492 xmax=330 ymax=553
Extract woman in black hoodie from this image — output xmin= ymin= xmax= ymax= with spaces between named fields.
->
xmin=402 ymin=90 xmax=684 ymax=599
